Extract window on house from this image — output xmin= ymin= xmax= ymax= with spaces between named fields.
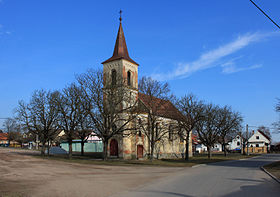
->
xmin=112 ymin=69 xmax=117 ymax=86
xmin=127 ymin=71 xmax=131 ymax=86
xmin=256 ymin=144 xmax=259 ymax=147
xmin=156 ymin=123 xmax=159 ymax=137
xmin=169 ymin=125 xmax=173 ymax=140
xmin=237 ymin=142 xmax=240 ymax=146
xmin=138 ymin=119 xmax=142 ymax=137
xmin=256 ymin=136 xmax=259 ymax=140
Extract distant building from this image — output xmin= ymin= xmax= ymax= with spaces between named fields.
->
xmin=0 ymin=133 xmax=8 ymax=147
xmin=246 ymin=130 xmax=270 ymax=154
xmin=228 ymin=134 xmax=242 ymax=151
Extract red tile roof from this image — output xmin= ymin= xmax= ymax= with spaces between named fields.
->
xmin=138 ymin=92 xmax=185 ymax=121
xmin=0 ymin=133 xmax=8 ymax=140
xmin=102 ymin=21 xmax=138 ymax=65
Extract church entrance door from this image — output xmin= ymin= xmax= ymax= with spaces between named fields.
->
xmin=137 ymin=145 xmax=143 ymax=159
xmin=110 ymin=139 xmax=118 ymax=156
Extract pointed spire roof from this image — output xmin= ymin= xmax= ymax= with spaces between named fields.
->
xmin=102 ymin=13 xmax=138 ymax=65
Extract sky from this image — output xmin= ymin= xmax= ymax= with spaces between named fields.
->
xmin=0 ymin=0 xmax=280 ymax=141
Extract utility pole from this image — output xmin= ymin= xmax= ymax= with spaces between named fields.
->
xmin=246 ymin=124 xmax=249 ymax=155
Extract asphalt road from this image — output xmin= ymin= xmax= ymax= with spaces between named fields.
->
xmin=115 ymin=154 xmax=280 ymax=197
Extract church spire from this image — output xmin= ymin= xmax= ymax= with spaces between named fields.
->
xmin=102 ymin=11 xmax=138 ymax=65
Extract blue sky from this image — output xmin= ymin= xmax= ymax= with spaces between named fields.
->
xmin=0 ymin=0 xmax=280 ymax=141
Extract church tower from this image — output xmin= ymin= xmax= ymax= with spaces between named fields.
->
xmin=102 ymin=12 xmax=138 ymax=159
xmin=102 ymin=12 xmax=138 ymax=93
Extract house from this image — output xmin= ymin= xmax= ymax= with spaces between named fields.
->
xmin=0 ymin=133 xmax=8 ymax=147
xmin=101 ymin=15 xmax=191 ymax=159
xmin=228 ymin=134 xmax=242 ymax=152
xmin=246 ymin=130 xmax=270 ymax=153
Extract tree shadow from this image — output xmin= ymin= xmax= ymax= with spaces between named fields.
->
xmin=134 ymin=190 xmax=193 ymax=197
xmin=222 ymin=177 xmax=280 ymax=197
xmin=207 ymin=154 xmax=280 ymax=168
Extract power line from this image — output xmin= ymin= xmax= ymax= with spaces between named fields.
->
xmin=249 ymin=0 xmax=280 ymax=30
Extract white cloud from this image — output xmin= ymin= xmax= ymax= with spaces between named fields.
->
xmin=153 ymin=32 xmax=276 ymax=81
xmin=222 ymin=63 xmax=262 ymax=74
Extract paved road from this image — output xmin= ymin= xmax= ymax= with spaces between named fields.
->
xmin=115 ymin=154 xmax=280 ymax=197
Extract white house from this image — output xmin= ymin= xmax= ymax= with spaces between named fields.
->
xmin=196 ymin=143 xmax=222 ymax=153
xmin=247 ymin=130 xmax=270 ymax=153
xmin=228 ymin=134 xmax=242 ymax=151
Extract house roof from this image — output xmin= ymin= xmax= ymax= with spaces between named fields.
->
xmin=0 ymin=133 xmax=8 ymax=140
xmin=138 ymin=92 xmax=185 ymax=121
xmin=258 ymin=130 xmax=271 ymax=141
xmin=102 ymin=19 xmax=138 ymax=65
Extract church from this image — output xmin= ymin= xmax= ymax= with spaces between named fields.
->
xmin=101 ymin=13 xmax=192 ymax=160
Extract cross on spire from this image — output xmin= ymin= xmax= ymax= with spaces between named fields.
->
xmin=119 ymin=10 xmax=122 ymax=22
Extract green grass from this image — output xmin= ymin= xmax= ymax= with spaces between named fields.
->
xmin=264 ymin=161 xmax=280 ymax=179
xmin=33 ymin=153 xmax=256 ymax=167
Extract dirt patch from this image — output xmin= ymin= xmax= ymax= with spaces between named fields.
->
xmin=0 ymin=148 xmax=183 ymax=197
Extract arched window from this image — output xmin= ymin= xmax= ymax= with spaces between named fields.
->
xmin=112 ymin=69 xmax=116 ymax=86
xmin=169 ymin=125 xmax=173 ymax=140
xmin=138 ymin=119 xmax=142 ymax=136
xmin=112 ymin=124 xmax=117 ymax=133
xmin=156 ymin=123 xmax=159 ymax=137
xmin=127 ymin=71 xmax=131 ymax=86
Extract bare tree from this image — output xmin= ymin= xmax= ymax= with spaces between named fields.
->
xmin=195 ymin=103 xmax=220 ymax=159
xmin=176 ymin=94 xmax=205 ymax=160
xmin=77 ymin=69 xmax=137 ymax=160
xmin=217 ymin=106 xmax=243 ymax=157
xmin=2 ymin=118 xmax=20 ymax=144
xmin=16 ymin=90 xmax=60 ymax=155
xmin=240 ymin=130 xmax=253 ymax=155
xmin=76 ymin=110 xmax=92 ymax=156
xmin=273 ymin=98 xmax=280 ymax=132
xmin=257 ymin=125 xmax=271 ymax=139
xmin=55 ymin=84 xmax=85 ymax=159
xmin=137 ymin=76 xmax=173 ymax=161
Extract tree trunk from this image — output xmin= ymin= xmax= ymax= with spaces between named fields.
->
xmin=150 ymin=142 xmax=154 ymax=161
xmin=207 ymin=145 xmax=211 ymax=159
xmin=81 ymin=140 xmax=84 ymax=156
xmin=185 ymin=132 xmax=190 ymax=161
xmin=223 ymin=142 xmax=227 ymax=157
xmin=47 ymin=141 xmax=50 ymax=156
xmin=69 ymin=140 xmax=73 ymax=159
xmin=103 ymin=140 xmax=108 ymax=161
xmin=41 ymin=143 xmax=45 ymax=156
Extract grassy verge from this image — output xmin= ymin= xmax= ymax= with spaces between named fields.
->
xmin=33 ymin=153 xmax=256 ymax=167
xmin=263 ymin=161 xmax=280 ymax=179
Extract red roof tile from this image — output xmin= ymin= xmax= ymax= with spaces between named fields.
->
xmin=0 ymin=133 xmax=8 ymax=140
xmin=138 ymin=92 xmax=185 ymax=121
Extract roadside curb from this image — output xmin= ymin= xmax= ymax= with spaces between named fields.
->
xmin=260 ymin=166 xmax=280 ymax=184
xmin=192 ymin=164 xmax=206 ymax=168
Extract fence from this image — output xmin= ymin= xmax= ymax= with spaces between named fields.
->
xmin=61 ymin=140 xmax=103 ymax=153
xmin=245 ymin=147 xmax=267 ymax=154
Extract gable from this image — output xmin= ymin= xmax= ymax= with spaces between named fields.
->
xmin=248 ymin=131 xmax=270 ymax=143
